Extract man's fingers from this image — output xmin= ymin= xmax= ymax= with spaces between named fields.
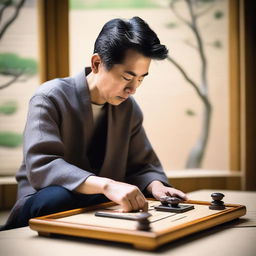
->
xmin=121 ymin=197 xmax=133 ymax=212
xmin=167 ymin=189 xmax=188 ymax=201
xmin=122 ymin=193 xmax=148 ymax=212
xmin=104 ymin=181 xmax=148 ymax=212
xmin=176 ymin=191 xmax=188 ymax=200
xmin=136 ymin=195 xmax=148 ymax=212
xmin=128 ymin=196 xmax=140 ymax=211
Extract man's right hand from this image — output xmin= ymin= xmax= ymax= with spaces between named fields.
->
xmin=75 ymin=176 xmax=148 ymax=212
xmin=102 ymin=179 xmax=148 ymax=212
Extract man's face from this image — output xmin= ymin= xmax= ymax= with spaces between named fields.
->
xmin=95 ymin=49 xmax=151 ymax=105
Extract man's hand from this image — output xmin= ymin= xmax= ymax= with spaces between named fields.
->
xmin=75 ymin=176 xmax=148 ymax=212
xmin=146 ymin=180 xmax=188 ymax=201
xmin=103 ymin=180 xmax=148 ymax=212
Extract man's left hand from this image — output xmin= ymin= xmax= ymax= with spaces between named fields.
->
xmin=146 ymin=180 xmax=188 ymax=201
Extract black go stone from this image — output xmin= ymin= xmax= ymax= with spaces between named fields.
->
xmin=209 ymin=192 xmax=226 ymax=210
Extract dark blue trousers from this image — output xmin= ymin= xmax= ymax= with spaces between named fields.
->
xmin=8 ymin=186 xmax=109 ymax=229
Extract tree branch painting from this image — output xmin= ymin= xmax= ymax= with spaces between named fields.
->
xmin=167 ymin=0 xmax=223 ymax=168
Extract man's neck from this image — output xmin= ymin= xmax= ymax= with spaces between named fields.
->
xmin=86 ymin=72 xmax=106 ymax=105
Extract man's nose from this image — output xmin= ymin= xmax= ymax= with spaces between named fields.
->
xmin=126 ymin=86 xmax=136 ymax=95
xmin=125 ymin=81 xmax=139 ymax=95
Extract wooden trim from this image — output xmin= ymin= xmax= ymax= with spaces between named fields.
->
xmin=229 ymin=0 xmax=241 ymax=171
xmin=168 ymin=177 xmax=241 ymax=193
xmin=229 ymin=0 xmax=256 ymax=190
xmin=165 ymin=170 xmax=241 ymax=192
xmin=240 ymin=0 xmax=256 ymax=190
xmin=165 ymin=169 xmax=241 ymax=178
xmin=0 ymin=184 xmax=17 ymax=210
xmin=37 ymin=0 xmax=69 ymax=83
xmin=240 ymin=0 xmax=246 ymax=189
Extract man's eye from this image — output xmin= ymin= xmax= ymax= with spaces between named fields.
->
xmin=122 ymin=76 xmax=132 ymax=81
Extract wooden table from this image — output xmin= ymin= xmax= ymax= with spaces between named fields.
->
xmin=0 ymin=190 xmax=255 ymax=256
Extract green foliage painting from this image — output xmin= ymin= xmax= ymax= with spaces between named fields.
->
xmin=0 ymin=53 xmax=37 ymax=148
xmin=0 ymin=101 xmax=17 ymax=115
xmin=0 ymin=101 xmax=21 ymax=147
xmin=0 ymin=53 xmax=37 ymax=90
xmin=0 ymin=131 xmax=22 ymax=148
xmin=0 ymin=0 xmax=37 ymax=149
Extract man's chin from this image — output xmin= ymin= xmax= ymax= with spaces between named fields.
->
xmin=109 ymin=101 xmax=123 ymax=106
xmin=108 ymin=97 xmax=127 ymax=106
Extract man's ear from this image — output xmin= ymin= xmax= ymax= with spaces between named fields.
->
xmin=91 ymin=53 xmax=102 ymax=73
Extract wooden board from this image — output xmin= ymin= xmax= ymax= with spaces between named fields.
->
xmin=29 ymin=199 xmax=246 ymax=250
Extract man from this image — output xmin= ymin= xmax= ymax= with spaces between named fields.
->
xmin=2 ymin=16 xmax=186 ymax=230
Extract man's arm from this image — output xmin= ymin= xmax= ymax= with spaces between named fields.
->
xmin=23 ymin=95 xmax=93 ymax=191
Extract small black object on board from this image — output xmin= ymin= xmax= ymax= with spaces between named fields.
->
xmin=136 ymin=212 xmax=152 ymax=231
xmin=155 ymin=196 xmax=194 ymax=213
xmin=95 ymin=210 xmax=152 ymax=231
xmin=209 ymin=192 xmax=226 ymax=210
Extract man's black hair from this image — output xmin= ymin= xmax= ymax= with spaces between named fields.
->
xmin=93 ymin=16 xmax=168 ymax=70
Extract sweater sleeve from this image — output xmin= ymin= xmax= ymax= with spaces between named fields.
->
xmin=125 ymin=100 xmax=171 ymax=192
xmin=23 ymin=95 xmax=94 ymax=191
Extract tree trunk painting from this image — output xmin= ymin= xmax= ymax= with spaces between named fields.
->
xmin=167 ymin=0 xmax=222 ymax=168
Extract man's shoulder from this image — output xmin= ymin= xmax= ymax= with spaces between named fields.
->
xmin=33 ymin=76 xmax=75 ymax=99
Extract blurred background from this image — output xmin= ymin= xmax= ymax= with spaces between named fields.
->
xmin=0 ymin=0 xmax=255 ymax=216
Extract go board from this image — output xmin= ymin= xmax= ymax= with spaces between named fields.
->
xmin=29 ymin=199 xmax=246 ymax=250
